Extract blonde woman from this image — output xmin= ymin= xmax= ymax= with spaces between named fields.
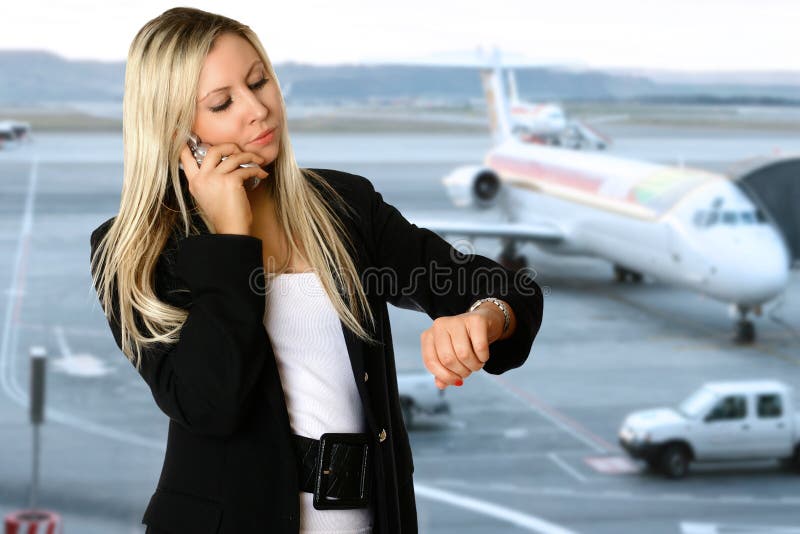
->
xmin=89 ymin=7 xmax=543 ymax=534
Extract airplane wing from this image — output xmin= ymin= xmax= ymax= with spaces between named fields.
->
xmin=406 ymin=214 xmax=564 ymax=244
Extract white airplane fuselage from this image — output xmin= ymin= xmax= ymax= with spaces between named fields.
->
xmin=485 ymin=140 xmax=791 ymax=306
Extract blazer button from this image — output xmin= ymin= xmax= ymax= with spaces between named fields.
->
xmin=378 ymin=428 xmax=387 ymax=442
xmin=364 ymin=372 xmax=369 ymax=382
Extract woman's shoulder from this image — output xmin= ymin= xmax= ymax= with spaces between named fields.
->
xmin=90 ymin=214 xmax=191 ymax=309
xmin=90 ymin=216 xmax=116 ymax=250
xmin=303 ymin=167 xmax=377 ymax=201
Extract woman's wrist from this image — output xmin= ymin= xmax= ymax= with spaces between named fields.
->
xmin=471 ymin=299 xmax=516 ymax=342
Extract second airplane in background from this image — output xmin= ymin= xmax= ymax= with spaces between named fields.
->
xmin=505 ymin=69 xmax=612 ymax=150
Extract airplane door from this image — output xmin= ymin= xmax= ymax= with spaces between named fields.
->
xmin=692 ymin=395 xmax=752 ymax=460
xmin=748 ymin=393 xmax=793 ymax=458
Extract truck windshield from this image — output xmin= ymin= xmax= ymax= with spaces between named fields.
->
xmin=678 ymin=388 xmax=718 ymax=418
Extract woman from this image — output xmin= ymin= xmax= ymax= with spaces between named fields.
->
xmin=89 ymin=7 xmax=543 ymax=534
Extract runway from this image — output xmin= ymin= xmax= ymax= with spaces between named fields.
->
xmin=0 ymin=124 xmax=798 ymax=533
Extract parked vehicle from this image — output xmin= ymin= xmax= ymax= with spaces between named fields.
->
xmin=397 ymin=371 xmax=450 ymax=429
xmin=618 ymin=380 xmax=800 ymax=478
xmin=0 ymin=120 xmax=32 ymax=149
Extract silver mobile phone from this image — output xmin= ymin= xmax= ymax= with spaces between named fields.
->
xmin=185 ymin=133 xmax=262 ymax=191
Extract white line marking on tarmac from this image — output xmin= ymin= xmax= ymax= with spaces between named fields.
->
xmin=52 ymin=325 xmax=115 ymax=377
xmin=437 ymin=480 xmax=799 ymax=508
xmin=414 ymin=481 xmax=580 ymax=534
xmin=16 ymin=321 xmax=110 ymax=338
xmin=716 ymin=495 xmax=757 ymax=504
xmin=505 ymin=427 xmax=529 ymax=439
xmin=547 ymin=452 xmax=588 ymax=483
xmin=415 ymin=450 xmax=590 ymax=464
xmin=681 ymin=521 xmax=800 ymax=534
xmin=0 ymin=155 xmax=38 ymax=406
xmin=660 ymin=493 xmax=694 ymax=501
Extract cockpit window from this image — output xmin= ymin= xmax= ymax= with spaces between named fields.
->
xmin=692 ymin=208 xmax=767 ymax=228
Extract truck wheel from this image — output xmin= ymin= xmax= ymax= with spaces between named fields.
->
xmin=660 ymin=444 xmax=689 ymax=479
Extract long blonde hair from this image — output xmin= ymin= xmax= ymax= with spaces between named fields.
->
xmin=90 ymin=7 xmax=378 ymax=371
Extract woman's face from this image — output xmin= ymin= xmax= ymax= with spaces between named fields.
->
xmin=192 ymin=33 xmax=283 ymax=166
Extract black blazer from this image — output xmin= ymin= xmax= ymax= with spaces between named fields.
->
xmin=89 ymin=168 xmax=543 ymax=534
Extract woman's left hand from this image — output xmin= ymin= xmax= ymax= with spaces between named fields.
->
xmin=420 ymin=308 xmax=501 ymax=390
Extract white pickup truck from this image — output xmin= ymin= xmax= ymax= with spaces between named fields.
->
xmin=618 ymin=380 xmax=800 ymax=478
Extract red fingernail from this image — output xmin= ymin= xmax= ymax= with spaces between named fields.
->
xmin=455 ymin=379 xmax=463 ymax=386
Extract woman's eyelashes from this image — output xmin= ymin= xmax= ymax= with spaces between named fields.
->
xmin=209 ymin=78 xmax=269 ymax=113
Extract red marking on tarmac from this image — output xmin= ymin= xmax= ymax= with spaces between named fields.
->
xmin=490 ymin=374 xmax=618 ymax=452
xmin=584 ymin=456 xmax=640 ymax=474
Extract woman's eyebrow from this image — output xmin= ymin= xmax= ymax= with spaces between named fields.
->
xmin=200 ymin=59 xmax=264 ymax=101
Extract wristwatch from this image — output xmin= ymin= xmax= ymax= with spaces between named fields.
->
xmin=468 ymin=297 xmax=510 ymax=335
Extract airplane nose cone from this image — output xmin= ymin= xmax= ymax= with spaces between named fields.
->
xmin=730 ymin=237 xmax=791 ymax=304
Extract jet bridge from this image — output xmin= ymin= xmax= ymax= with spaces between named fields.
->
xmin=729 ymin=155 xmax=800 ymax=267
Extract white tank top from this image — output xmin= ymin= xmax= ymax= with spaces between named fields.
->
xmin=263 ymin=271 xmax=373 ymax=534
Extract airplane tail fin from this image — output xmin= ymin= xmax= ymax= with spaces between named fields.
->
xmin=506 ymin=69 xmax=519 ymax=104
xmin=479 ymin=48 xmax=513 ymax=146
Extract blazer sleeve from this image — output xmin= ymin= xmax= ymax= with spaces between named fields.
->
xmin=89 ymin=222 xmax=268 ymax=438
xmin=359 ymin=176 xmax=544 ymax=375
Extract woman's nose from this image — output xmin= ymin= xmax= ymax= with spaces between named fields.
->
xmin=242 ymin=90 xmax=268 ymax=121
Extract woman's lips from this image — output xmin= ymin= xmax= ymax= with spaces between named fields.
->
xmin=249 ymin=128 xmax=275 ymax=146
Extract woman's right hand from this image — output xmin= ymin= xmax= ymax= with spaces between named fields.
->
xmin=179 ymin=143 xmax=269 ymax=236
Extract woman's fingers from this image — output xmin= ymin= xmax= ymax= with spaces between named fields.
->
xmin=420 ymin=314 xmax=494 ymax=390
xmin=202 ymin=142 xmax=242 ymax=169
xmin=176 ymin=141 xmax=255 ymax=235
xmin=232 ymin=165 xmax=270 ymax=187
xmin=421 ymin=329 xmax=463 ymax=389
xmin=179 ymin=144 xmax=199 ymax=180
xmin=434 ymin=326 xmax=474 ymax=379
xmin=216 ymin=151 xmax=267 ymax=174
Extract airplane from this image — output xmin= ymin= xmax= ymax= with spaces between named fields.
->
xmin=505 ymin=69 xmax=612 ymax=150
xmin=407 ymin=53 xmax=791 ymax=344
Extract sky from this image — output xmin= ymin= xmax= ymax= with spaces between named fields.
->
xmin=3 ymin=0 xmax=800 ymax=72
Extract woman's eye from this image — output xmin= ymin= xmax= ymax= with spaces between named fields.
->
xmin=251 ymin=77 xmax=268 ymax=90
xmin=209 ymin=78 xmax=269 ymax=113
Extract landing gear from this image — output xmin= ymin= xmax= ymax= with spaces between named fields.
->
xmin=498 ymin=240 xmax=527 ymax=272
xmin=733 ymin=304 xmax=756 ymax=344
xmin=613 ymin=264 xmax=643 ymax=283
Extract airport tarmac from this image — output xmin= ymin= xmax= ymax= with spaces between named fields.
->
xmin=1 ymin=126 xmax=799 ymax=533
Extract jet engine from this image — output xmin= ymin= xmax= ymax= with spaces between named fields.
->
xmin=441 ymin=165 xmax=502 ymax=210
